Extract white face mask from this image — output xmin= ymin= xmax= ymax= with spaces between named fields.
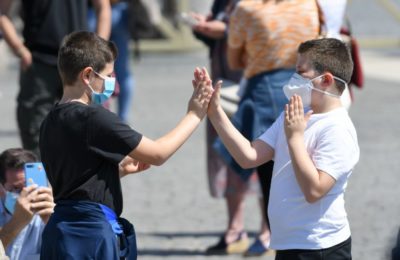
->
xmin=283 ymin=73 xmax=347 ymax=107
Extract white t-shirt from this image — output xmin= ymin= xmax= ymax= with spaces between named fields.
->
xmin=259 ymin=107 xmax=359 ymax=250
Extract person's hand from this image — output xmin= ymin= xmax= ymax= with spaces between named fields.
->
xmin=193 ymin=20 xmax=227 ymax=39
xmin=284 ymin=95 xmax=313 ymax=140
xmin=17 ymin=45 xmax=32 ymax=71
xmin=192 ymin=68 xmax=221 ymax=116
xmin=30 ymin=187 xmax=55 ymax=224
xmin=188 ymin=67 xmax=214 ymax=119
xmin=12 ymin=185 xmax=38 ymax=225
xmin=189 ymin=12 xmax=207 ymax=24
xmin=119 ymin=156 xmax=151 ymax=178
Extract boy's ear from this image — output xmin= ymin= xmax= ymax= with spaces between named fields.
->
xmin=320 ymin=72 xmax=335 ymax=89
xmin=81 ymin=67 xmax=93 ymax=86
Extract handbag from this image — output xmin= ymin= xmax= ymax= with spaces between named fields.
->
xmin=218 ymin=78 xmax=245 ymax=117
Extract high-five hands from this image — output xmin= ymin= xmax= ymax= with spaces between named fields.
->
xmin=189 ymin=67 xmax=215 ymax=119
xmin=284 ymin=95 xmax=313 ymax=140
xmin=192 ymin=67 xmax=222 ymax=116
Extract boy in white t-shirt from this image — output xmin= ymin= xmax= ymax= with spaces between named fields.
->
xmin=197 ymin=38 xmax=359 ymax=259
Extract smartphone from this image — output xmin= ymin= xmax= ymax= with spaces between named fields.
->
xmin=24 ymin=162 xmax=48 ymax=188
xmin=180 ymin=12 xmax=199 ymax=27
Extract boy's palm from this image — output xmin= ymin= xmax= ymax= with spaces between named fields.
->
xmin=189 ymin=68 xmax=214 ymax=119
xmin=284 ymin=95 xmax=313 ymax=139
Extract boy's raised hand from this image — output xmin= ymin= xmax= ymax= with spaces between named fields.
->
xmin=191 ymin=67 xmax=222 ymax=116
xmin=284 ymin=95 xmax=313 ymax=140
xmin=189 ymin=67 xmax=214 ymax=119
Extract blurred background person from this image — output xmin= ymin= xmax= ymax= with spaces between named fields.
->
xmin=191 ymin=0 xmax=270 ymax=256
xmin=213 ymin=0 xmax=319 ymax=255
xmin=0 ymin=148 xmax=54 ymax=260
xmin=88 ymin=0 xmax=134 ymax=122
xmin=317 ymin=0 xmax=353 ymax=110
xmin=0 ymin=0 xmax=111 ymax=157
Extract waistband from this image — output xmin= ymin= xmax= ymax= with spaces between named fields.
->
xmin=55 ymin=200 xmax=122 ymax=234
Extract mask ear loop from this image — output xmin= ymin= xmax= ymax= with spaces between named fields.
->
xmin=309 ymin=74 xmax=344 ymax=98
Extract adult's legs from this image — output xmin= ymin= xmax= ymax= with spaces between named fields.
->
xmin=111 ymin=3 xmax=134 ymax=121
xmin=17 ymin=62 xmax=62 ymax=157
xmin=87 ymin=3 xmax=134 ymax=121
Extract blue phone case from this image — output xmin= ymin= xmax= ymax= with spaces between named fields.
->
xmin=24 ymin=162 xmax=48 ymax=187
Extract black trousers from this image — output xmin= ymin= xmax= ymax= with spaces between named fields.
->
xmin=256 ymin=160 xmax=274 ymax=228
xmin=275 ymin=237 xmax=352 ymax=260
xmin=17 ymin=61 xmax=62 ymax=157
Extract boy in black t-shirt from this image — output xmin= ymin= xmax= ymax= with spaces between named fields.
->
xmin=39 ymin=31 xmax=213 ymax=260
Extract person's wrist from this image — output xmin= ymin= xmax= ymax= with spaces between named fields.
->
xmin=14 ymin=45 xmax=26 ymax=58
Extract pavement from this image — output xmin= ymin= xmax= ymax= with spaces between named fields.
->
xmin=1 ymin=0 xmax=400 ymax=259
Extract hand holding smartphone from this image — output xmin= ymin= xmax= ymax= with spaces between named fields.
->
xmin=180 ymin=12 xmax=199 ymax=27
xmin=24 ymin=162 xmax=48 ymax=187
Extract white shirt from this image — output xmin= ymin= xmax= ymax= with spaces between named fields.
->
xmin=0 ymin=203 xmax=44 ymax=260
xmin=259 ymin=107 xmax=359 ymax=250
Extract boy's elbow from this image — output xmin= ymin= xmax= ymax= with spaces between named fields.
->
xmin=237 ymin=159 xmax=253 ymax=170
xmin=152 ymin=155 xmax=167 ymax=166
xmin=304 ymin=191 xmax=323 ymax=204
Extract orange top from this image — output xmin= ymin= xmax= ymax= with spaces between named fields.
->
xmin=228 ymin=0 xmax=320 ymax=79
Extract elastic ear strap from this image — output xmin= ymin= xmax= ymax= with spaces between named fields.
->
xmin=311 ymin=85 xmax=341 ymax=98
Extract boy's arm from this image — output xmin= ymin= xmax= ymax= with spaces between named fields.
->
xmin=285 ymin=95 xmax=336 ymax=203
xmin=207 ymin=79 xmax=274 ymax=169
xmin=91 ymin=0 xmax=111 ymax=40
xmin=128 ymin=68 xmax=213 ymax=166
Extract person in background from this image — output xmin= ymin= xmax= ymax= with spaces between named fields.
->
xmin=88 ymin=0 xmax=134 ymax=121
xmin=0 ymin=0 xmax=111 ymax=157
xmin=191 ymin=0 xmax=270 ymax=256
xmin=212 ymin=0 xmax=319 ymax=255
xmin=39 ymin=31 xmax=213 ymax=259
xmin=0 ymin=148 xmax=54 ymax=260
xmin=317 ymin=0 xmax=353 ymax=110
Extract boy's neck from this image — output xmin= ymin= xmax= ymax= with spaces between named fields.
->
xmin=59 ymin=84 xmax=90 ymax=105
xmin=311 ymin=98 xmax=343 ymax=114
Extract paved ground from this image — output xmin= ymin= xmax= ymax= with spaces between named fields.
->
xmin=0 ymin=0 xmax=400 ymax=259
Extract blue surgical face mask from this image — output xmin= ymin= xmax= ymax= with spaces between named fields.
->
xmin=88 ymin=71 xmax=116 ymax=105
xmin=4 ymin=191 xmax=19 ymax=214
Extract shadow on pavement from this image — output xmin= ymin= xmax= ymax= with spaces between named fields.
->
xmin=138 ymin=231 xmax=259 ymax=238
xmin=138 ymin=249 xmax=206 ymax=257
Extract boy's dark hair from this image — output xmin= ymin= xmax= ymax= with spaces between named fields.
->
xmin=58 ymin=31 xmax=118 ymax=85
xmin=0 ymin=148 xmax=37 ymax=184
xmin=298 ymin=38 xmax=353 ymax=92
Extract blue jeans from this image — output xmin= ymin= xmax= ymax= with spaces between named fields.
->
xmin=88 ymin=2 xmax=134 ymax=121
xmin=214 ymin=68 xmax=295 ymax=180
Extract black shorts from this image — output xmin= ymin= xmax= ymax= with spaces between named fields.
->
xmin=275 ymin=237 xmax=352 ymax=260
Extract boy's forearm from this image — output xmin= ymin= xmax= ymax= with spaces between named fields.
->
xmin=154 ymin=111 xmax=202 ymax=165
xmin=287 ymin=136 xmax=322 ymax=202
xmin=208 ymin=107 xmax=256 ymax=169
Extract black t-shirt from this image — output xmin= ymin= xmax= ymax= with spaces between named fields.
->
xmin=21 ymin=0 xmax=88 ymax=65
xmin=39 ymin=102 xmax=142 ymax=216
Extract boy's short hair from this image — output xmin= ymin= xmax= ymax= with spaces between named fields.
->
xmin=0 ymin=148 xmax=37 ymax=184
xmin=298 ymin=38 xmax=353 ymax=92
xmin=58 ymin=31 xmax=118 ymax=85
